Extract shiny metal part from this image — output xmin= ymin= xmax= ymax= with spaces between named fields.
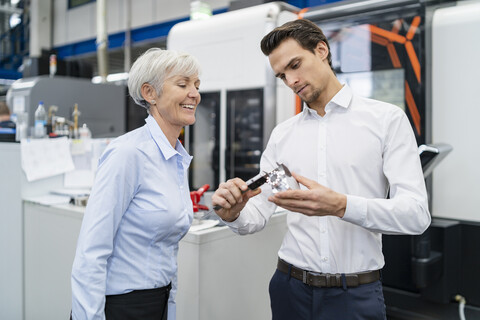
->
xmin=212 ymin=163 xmax=299 ymax=211
xmin=266 ymin=163 xmax=300 ymax=194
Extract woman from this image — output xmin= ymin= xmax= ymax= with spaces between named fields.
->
xmin=71 ymin=48 xmax=201 ymax=320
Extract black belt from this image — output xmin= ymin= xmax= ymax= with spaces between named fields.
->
xmin=277 ymin=258 xmax=380 ymax=288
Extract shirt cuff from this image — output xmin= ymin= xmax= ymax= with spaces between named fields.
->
xmin=222 ymin=209 xmax=249 ymax=229
xmin=167 ymin=301 xmax=176 ymax=320
xmin=342 ymin=194 xmax=367 ymax=226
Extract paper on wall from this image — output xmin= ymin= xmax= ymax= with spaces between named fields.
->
xmin=20 ymin=137 xmax=75 ymax=182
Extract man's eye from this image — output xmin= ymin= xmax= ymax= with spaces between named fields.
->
xmin=178 ymin=84 xmax=186 ymax=88
xmin=292 ymin=62 xmax=299 ymax=69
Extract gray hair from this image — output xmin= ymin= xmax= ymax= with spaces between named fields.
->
xmin=128 ymin=48 xmax=201 ymax=112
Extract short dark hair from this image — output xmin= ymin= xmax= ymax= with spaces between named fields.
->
xmin=260 ymin=19 xmax=334 ymax=72
xmin=0 ymin=101 xmax=10 ymax=116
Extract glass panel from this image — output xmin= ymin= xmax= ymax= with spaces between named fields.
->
xmin=337 ymin=69 xmax=405 ymax=111
xmin=226 ymin=88 xmax=264 ymax=182
xmin=321 ymin=14 xmax=425 ymax=145
xmin=189 ymin=92 xmax=220 ymax=190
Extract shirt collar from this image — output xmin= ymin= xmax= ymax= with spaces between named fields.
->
xmin=329 ymin=83 xmax=352 ymax=110
xmin=145 ymin=115 xmax=192 ymax=165
xmin=302 ymin=84 xmax=353 ymax=117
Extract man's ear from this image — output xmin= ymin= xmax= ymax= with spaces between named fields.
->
xmin=141 ymin=83 xmax=156 ymax=103
xmin=315 ymin=41 xmax=329 ymax=61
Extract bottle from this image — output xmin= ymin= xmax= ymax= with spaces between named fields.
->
xmin=79 ymin=123 xmax=92 ymax=140
xmin=15 ymin=112 xmax=28 ymax=141
xmin=49 ymin=54 xmax=57 ymax=77
xmin=34 ymin=101 xmax=47 ymax=138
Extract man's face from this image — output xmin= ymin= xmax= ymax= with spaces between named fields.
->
xmin=268 ymin=38 xmax=331 ymax=106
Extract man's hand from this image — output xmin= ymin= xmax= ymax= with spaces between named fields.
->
xmin=268 ymin=173 xmax=346 ymax=218
xmin=211 ymin=178 xmax=261 ymax=222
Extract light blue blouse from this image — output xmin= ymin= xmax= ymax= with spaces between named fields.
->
xmin=71 ymin=115 xmax=193 ymax=320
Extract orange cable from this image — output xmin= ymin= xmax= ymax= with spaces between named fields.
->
xmin=297 ymin=8 xmax=309 ymax=19
xmin=387 ymin=43 xmax=402 ymax=68
xmin=406 ymin=16 xmax=421 ymax=40
xmin=370 ymin=25 xmax=406 ymax=44
xmin=405 ymin=41 xmax=421 ymax=83
xmin=370 ymin=32 xmax=401 ymax=69
xmin=295 ymin=95 xmax=303 ymax=114
xmin=404 ymin=81 xmax=421 ymax=135
xmin=371 ymin=33 xmax=389 ymax=46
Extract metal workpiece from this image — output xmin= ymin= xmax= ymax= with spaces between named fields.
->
xmin=267 ymin=163 xmax=300 ymax=194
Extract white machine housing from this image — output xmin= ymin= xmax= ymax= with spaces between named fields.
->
xmin=168 ymin=3 xmax=298 ymax=186
xmin=431 ymin=0 xmax=480 ymax=223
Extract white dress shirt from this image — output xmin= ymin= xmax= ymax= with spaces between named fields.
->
xmin=71 ymin=115 xmax=193 ymax=320
xmin=225 ymin=84 xmax=430 ymax=274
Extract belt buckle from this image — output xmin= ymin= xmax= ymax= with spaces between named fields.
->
xmin=302 ymin=270 xmax=308 ymax=284
xmin=325 ymin=274 xmax=331 ymax=287
xmin=325 ymin=274 xmax=337 ymax=287
xmin=325 ymin=274 xmax=343 ymax=287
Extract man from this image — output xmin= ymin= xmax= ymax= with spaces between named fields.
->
xmin=211 ymin=19 xmax=430 ymax=319
xmin=0 ymin=101 xmax=15 ymax=128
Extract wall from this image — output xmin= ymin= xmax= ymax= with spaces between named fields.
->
xmin=52 ymin=0 xmax=231 ymax=48
xmin=49 ymin=0 xmax=342 ymax=59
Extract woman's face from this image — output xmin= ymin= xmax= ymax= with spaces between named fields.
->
xmin=150 ymin=74 xmax=201 ymax=131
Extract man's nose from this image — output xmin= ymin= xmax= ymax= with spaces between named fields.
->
xmin=285 ymin=74 xmax=298 ymax=88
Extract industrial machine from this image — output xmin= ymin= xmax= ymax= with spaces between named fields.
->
xmin=302 ymin=0 xmax=480 ymax=318
xmin=168 ymin=2 xmax=299 ymax=190
xmin=170 ymin=0 xmax=480 ymax=319
xmin=6 ymin=75 xmax=127 ymax=138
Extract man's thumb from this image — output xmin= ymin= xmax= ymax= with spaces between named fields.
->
xmin=291 ymin=172 xmax=315 ymax=189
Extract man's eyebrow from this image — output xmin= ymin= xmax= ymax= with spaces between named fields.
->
xmin=275 ymin=57 xmax=298 ymax=78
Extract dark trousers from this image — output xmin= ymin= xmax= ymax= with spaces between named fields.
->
xmin=269 ymin=270 xmax=386 ymax=320
xmin=105 ymin=283 xmax=171 ymax=320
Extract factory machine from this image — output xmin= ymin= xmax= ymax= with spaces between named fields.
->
xmin=6 ymin=75 xmax=127 ymax=138
xmin=300 ymin=0 xmax=480 ymax=318
xmin=168 ymin=2 xmax=299 ymax=190
xmin=171 ymin=0 xmax=480 ymax=319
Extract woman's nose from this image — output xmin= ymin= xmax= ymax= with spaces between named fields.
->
xmin=188 ymin=86 xmax=200 ymax=98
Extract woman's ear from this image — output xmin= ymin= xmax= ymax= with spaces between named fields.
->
xmin=141 ymin=83 xmax=156 ymax=104
xmin=315 ymin=41 xmax=329 ymax=61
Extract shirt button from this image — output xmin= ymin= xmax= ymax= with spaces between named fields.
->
xmin=320 ymin=228 xmax=326 ymax=233
xmin=319 ymin=172 xmax=325 ymax=177
xmin=322 ymin=257 xmax=328 ymax=262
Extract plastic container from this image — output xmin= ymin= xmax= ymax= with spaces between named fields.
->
xmin=15 ymin=112 xmax=28 ymax=141
xmin=34 ymin=101 xmax=47 ymax=138
xmin=79 ymin=123 xmax=92 ymax=139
